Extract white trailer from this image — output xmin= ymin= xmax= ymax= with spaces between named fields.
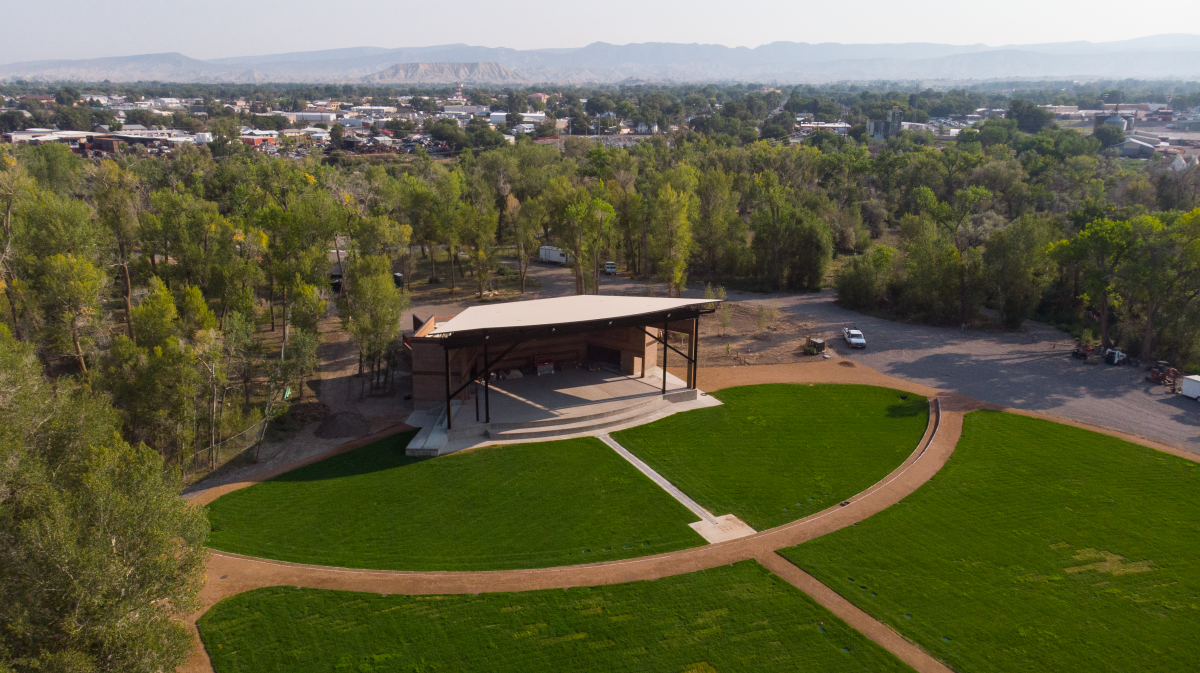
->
xmin=1183 ymin=375 xmax=1200 ymax=400
xmin=539 ymin=245 xmax=571 ymax=265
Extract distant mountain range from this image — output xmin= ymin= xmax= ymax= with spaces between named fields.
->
xmin=359 ymin=62 xmax=525 ymax=84
xmin=3 ymin=35 xmax=1200 ymax=84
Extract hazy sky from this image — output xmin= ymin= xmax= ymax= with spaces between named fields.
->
xmin=6 ymin=0 xmax=1199 ymax=63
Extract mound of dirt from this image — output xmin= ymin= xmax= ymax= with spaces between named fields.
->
xmin=288 ymin=400 xmax=330 ymax=425
xmin=315 ymin=411 xmax=371 ymax=439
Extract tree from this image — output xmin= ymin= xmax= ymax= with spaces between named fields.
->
xmin=650 ymin=185 xmax=692 ymax=297
xmin=287 ymin=328 xmax=320 ymax=401
xmin=35 ymin=254 xmax=107 ymax=376
xmin=222 ymin=310 xmax=261 ymax=406
xmin=1007 ymin=99 xmax=1053 ymax=134
xmin=288 ymin=277 xmax=327 ymax=334
xmin=692 ymin=167 xmax=741 ymax=277
xmin=89 ymin=160 xmax=141 ymax=340
xmin=750 ymin=171 xmax=794 ymax=291
xmin=788 ymin=212 xmax=834 ymax=291
xmin=914 ymin=185 xmax=996 ymax=324
xmin=1050 ymin=218 xmax=1133 ymax=348
xmin=513 ymin=197 xmax=544 ymax=293
xmin=330 ymin=122 xmax=345 ymax=146
xmin=558 ymin=194 xmax=614 ymax=295
xmin=0 ymin=152 xmax=33 ymax=338
xmin=339 ymin=256 xmax=408 ymax=395
xmin=835 ymin=246 xmax=894 ymax=310
xmin=461 ymin=206 xmax=498 ymax=297
xmin=54 ymin=86 xmax=80 ymax=106
xmin=983 ymin=215 xmax=1056 ymax=328
xmin=176 ymin=284 xmax=218 ymax=340
xmin=1116 ymin=213 xmax=1200 ymax=360
xmin=0 ymin=326 xmax=208 ymax=672
xmin=132 ymin=276 xmax=179 ymax=350
xmin=1093 ymin=124 xmax=1125 ymax=149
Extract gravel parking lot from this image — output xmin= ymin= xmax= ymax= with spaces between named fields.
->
xmin=404 ymin=261 xmax=1199 ymax=453
xmin=738 ymin=290 xmax=1200 ymax=453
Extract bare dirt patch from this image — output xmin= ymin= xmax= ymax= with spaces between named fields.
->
xmin=316 ymin=411 xmax=373 ymax=439
xmin=693 ymin=301 xmax=834 ymax=367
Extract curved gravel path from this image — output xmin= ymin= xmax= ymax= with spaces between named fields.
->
xmin=180 ymin=358 xmax=1195 ymax=673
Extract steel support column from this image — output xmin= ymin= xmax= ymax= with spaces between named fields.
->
xmin=444 ymin=345 xmax=452 ymax=430
xmin=690 ymin=317 xmax=698 ymax=389
xmin=662 ymin=321 xmax=669 ymax=395
xmin=484 ymin=341 xmax=490 ymax=424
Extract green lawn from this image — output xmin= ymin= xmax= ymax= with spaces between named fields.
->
xmin=612 ymin=384 xmax=928 ymax=530
xmin=205 ymin=432 xmax=706 ymax=571
xmin=782 ymin=411 xmax=1200 ymax=673
xmin=197 ymin=560 xmax=914 ymax=673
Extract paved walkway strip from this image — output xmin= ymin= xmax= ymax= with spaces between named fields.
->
xmin=598 ymin=433 xmax=718 ymax=525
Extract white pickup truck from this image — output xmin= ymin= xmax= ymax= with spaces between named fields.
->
xmin=843 ymin=327 xmax=867 ymax=348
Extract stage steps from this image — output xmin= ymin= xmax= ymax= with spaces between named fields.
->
xmin=485 ymin=397 xmax=672 ymax=440
xmin=405 ymin=389 xmax=700 ymax=455
xmin=404 ymin=401 xmax=461 ymax=457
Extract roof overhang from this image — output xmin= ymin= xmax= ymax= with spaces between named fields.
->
xmin=427 ymin=296 xmax=719 ymax=349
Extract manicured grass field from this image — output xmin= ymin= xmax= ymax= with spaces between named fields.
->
xmin=612 ymin=384 xmax=928 ymax=530
xmin=205 ymin=432 xmax=706 ymax=571
xmin=197 ymin=560 xmax=914 ymax=673
xmin=783 ymin=411 xmax=1200 ymax=673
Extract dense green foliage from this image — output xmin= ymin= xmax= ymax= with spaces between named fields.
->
xmin=612 ymin=384 xmax=928 ymax=530
xmin=197 ymin=560 xmax=915 ymax=673
xmin=783 ymin=411 xmax=1200 ymax=673
xmin=206 ymin=433 xmax=707 ymax=570
xmin=0 ymin=144 xmax=411 ymax=471
xmin=0 ymin=326 xmax=209 ymax=672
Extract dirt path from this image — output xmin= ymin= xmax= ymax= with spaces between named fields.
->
xmin=181 ymin=358 xmax=961 ymax=672
xmin=180 ymin=357 xmax=1191 ymax=673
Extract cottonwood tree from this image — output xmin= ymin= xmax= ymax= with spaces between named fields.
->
xmin=0 ymin=152 xmax=34 ymax=337
xmin=34 ymin=254 xmax=107 ymax=377
xmin=0 ymin=327 xmax=209 ymax=672
xmin=512 ymin=196 xmax=543 ymax=292
xmin=1050 ymin=218 xmax=1133 ymax=348
xmin=339 ymin=256 xmax=408 ymax=395
xmin=287 ymin=328 xmax=320 ymax=401
xmin=461 ymin=206 xmax=498 ymax=298
xmin=651 ymin=185 xmax=691 ymax=297
xmin=88 ymin=160 xmax=141 ymax=339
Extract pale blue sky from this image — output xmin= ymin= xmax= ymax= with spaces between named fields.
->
xmin=5 ymin=0 xmax=1198 ymax=63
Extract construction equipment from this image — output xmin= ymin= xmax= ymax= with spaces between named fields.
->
xmin=804 ymin=336 xmax=826 ymax=355
xmin=1103 ymin=348 xmax=1128 ymax=365
xmin=1147 ymin=361 xmax=1181 ymax=387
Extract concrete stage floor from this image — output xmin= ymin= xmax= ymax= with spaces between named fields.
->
xmin=452 ymin=367 xmax=682 ymax=427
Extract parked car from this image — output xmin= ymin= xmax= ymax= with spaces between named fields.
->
xmin=842 ymin=327 xmax=866 ymax=348
xmin=604 ymin=261 xmax=617 ymax=274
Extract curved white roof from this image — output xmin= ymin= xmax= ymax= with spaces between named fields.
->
xmin=429 ymin=295 xmax=718 ymax=336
